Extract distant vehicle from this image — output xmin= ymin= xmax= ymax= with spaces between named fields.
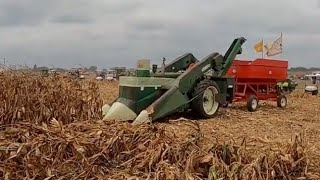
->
xmin=110 ymin=67 xmax=127 ymax=80
xmin=96 ymin=76 xmax=104 ymax=81
xmin=67 ymin=69 xmax=83 ymax=79
xmin=311 ymin=71 xmax=320 ymax=76
xmin=96 ymin=70 xmax=106 ymax=80
xmin=49 ymin=69 xmax=59 ymax=75
xmin=42 ymin=69 xmax=59 ymax=77
xmin=105 ymin=70 xmax=116 ymax=81
xmin=304 ymin=74 xmax=320 ymax=95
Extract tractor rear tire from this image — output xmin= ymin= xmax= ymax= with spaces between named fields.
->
xmin=191 ymin=79 xmax=220 ymax=118
xmin=247 ymin=95 xmax=258 ymax=112
xmin=277 ymin=94 xmax=287 ymax=108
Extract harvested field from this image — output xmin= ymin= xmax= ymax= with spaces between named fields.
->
xmin=1 ymin=73 xmax=320 ymax=179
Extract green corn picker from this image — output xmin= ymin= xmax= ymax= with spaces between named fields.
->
xmin=102 ymin=37 xmax=246 ymax=125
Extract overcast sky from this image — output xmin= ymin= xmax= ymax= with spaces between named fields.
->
xmin=0 ymin=0 xmax=319 ymax=69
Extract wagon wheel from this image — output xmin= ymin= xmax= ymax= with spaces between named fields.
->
xmin=277 ymin=94 xmax=287 ymax=108
xmin=191 ymin=79 xmax=220 ymax=118
xmin=247 ymin=95 xmax=258 ymax=112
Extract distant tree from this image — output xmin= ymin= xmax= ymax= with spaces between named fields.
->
xmin=309 ymin=67 xmax=320 ymax=71
xmin=289 ymin=66 xmax=320 ymax=72
xmin=33 ymin=64 xmax=37 ymax=70
xmin=289 ymin=67 xmax=307 ymax=72
xmin=88 ymin=66 xmax=97 ymax=72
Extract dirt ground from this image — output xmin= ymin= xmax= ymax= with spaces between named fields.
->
xmin=97 ymin=80 xmax=320 ymax=174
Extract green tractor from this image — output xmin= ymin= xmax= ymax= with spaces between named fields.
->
xmin=102 ymin=37 xmax=246 ymax=125
xmin=277 ymin=78 xmax=298 ymax=93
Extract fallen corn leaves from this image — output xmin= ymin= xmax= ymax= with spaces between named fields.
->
xmin=0 ymin=120 xmax=314 ymax=179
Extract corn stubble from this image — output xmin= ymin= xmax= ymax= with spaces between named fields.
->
xmin=0 ymin=72 xmax=316 ymax=179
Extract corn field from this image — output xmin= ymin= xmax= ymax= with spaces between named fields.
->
xmin=0 ymin=72 xmax=319 ymax=179
xmin=0 ymin=72 xmax=103 ymax=125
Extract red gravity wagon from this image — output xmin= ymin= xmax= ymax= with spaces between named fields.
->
xmin=226 ymin=58 xmax=289 ymax=111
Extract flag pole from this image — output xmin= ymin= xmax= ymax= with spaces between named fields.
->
xmin=262 ymin=39 xmax=264 ymax=59
xmin=280 ymin=32 xmax=283 ymax=59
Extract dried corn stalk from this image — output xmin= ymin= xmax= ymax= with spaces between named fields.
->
xmin=0 ymin=71 xmax=103 ymax=125
xmin=0 ymin=120 xmax=314 ymax=180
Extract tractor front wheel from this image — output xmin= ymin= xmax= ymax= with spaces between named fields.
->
xmin=191 ymin=79 xmax=220 ymax=118
xmin=277 ymin=94 xmax=287 ymax=108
